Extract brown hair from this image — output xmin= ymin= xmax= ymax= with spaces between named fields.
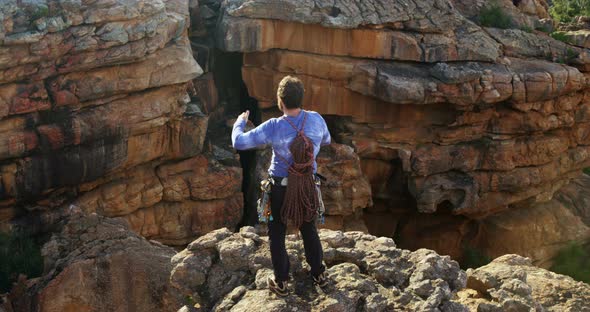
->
xmin=277 ymin=76 xmax=304 ymax=110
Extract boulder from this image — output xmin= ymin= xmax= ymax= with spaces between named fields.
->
xmin=458 ymin=254 xmax=590 ymax=311
xmin=8 ymin=212 xmax=182 ymax=312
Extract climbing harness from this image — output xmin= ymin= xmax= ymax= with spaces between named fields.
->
xmin=256 ymin=175 xmax=326 ymax=224
xmin=314 ymin=174 xmax=326 ymax=225
xmin=257 ymin=178 xmax=273 ymax=223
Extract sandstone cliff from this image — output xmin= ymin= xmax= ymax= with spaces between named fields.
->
xmin=1 ymin=0 xmax=590 ymax=287
xmin=215 ymin=0 xmax=590 ymax=264
xmin=0 ymin=0 xmax=244 ymax=245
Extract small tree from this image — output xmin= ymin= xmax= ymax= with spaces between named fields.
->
xmin=550 ymin=242 xmax=590 ymax=284
xmin=0 ymin=231 xmax=44 ymax=292
xmin=479 ymin=4 xmax=514 ymax=29
xmin=550 ymin=0 xmax=590 ymax=23
xmin=461 ymin=247 xmax=492 ymax=270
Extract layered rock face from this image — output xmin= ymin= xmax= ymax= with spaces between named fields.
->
xmin=217 ymin=0 xmax=590 ymax=263
xmin=0 ymin=0 xmax=243 ymax=244
xmin=475 ymin=173 xmax=590 ymax=268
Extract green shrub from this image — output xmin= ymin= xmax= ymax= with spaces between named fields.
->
xmin=479 ymin=4 xmax=513 ymax=29
xmin=461 ymin=247 xmax=492 ymax=270
xmin=0 ymin=230 xmax=44 ymax=292
xmin=184 ymin=295 xmax=202 ymax=309
xmin=544 ymin=52 xmax=555 ymax=62
xmin=535 ymin=24 xmax=553 ymax=33
xmin=28 ymin=4 xmax=49 ymax=25
xmin=550 ymin=0 xmax=590 ymax=23
xmin=566 ymin=48 xmax=580 ymax=61
xmin=584 ymin=167 xmax=590 ymax=175
xmin=550 ymin=242 xmax=590 ymax=284
xmin=554 ymin=47 xmax=580 ymax=64
xmin=551 ymin=31 xmax=573 ymax=44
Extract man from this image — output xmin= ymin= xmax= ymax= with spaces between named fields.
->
xmin=232 ymin=76 xmax=331 ymax=296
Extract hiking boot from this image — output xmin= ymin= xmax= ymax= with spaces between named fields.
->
xmin=312 ymin=271 xmax=329 ymax=288
xmin=268 ymin=277 xmax=289 ymax=297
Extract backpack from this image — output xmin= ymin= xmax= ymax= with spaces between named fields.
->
xmin=278 ymin=111 xmax=320 ymax=227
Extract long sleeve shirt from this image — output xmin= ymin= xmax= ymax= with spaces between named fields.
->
xmin=232 ymin=110 xmax=331 ymax=177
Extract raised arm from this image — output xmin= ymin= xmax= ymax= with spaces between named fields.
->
xmin=232 ymin=112 xmax=273 ymax=150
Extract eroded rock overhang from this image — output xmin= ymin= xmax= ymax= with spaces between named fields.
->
xmin=216 ymin=0 xmax=590 ymax=220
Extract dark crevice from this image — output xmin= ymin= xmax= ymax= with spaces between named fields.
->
xmin=362 ymin=157 xmax=417 ymax=238
xmin=436 ymin=200 xmax=455 ymax=215
xmin=329 ymin=7 xmax=341 ymax=17
xmin=211 ymin=49 xmax=261 ymax=227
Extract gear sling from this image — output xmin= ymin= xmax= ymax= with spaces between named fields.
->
xmin=257 ymin=111 xmax=325 ymax=225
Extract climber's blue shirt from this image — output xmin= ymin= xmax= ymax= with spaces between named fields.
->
xmin=232 ymin=110 xmax=331 ymax=178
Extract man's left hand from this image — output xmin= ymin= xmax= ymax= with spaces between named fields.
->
xmin=238 ymin=110 xmax=250 ymax=122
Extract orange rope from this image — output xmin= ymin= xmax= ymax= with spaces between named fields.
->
xmin=280 ymin=112 xmax=319 ymax=227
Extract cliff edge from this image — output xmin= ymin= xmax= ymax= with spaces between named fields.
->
xmin=4 ymin=213 xmax=588 ymax=312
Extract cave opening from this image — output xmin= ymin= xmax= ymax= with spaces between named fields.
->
xmin=209 ymin=49 xmax=261 ymax=227
xmin=362 ymin=157 xmax=417 ymax=239
xmin=357 ymin=154 xmax=482 ymax=264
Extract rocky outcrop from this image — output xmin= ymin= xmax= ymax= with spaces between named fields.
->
xmin=216 ymin=0 xmax=590 ymax=263
xmin=221 ymin=0 xmax=590 ymax=216
xmin=171 ymin=227 xmax=590 ymax=312
xmin=0 ymin=0 xmax=243 ymax=244
xmin=7 ymin=212 xmax=182 ymax=312
xmin=171 ymin=226 xmax=468 ymax=311
xmin=560 ymin=30 xmax=590 ymax=49
xmin=7 ymin=213 xmax=589 ymax=312
xmin=457 ymin=254 xmax=590 ymax=311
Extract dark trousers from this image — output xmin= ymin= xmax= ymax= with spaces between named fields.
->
xmin=268 ymin=182 xmax=325 ymax=282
